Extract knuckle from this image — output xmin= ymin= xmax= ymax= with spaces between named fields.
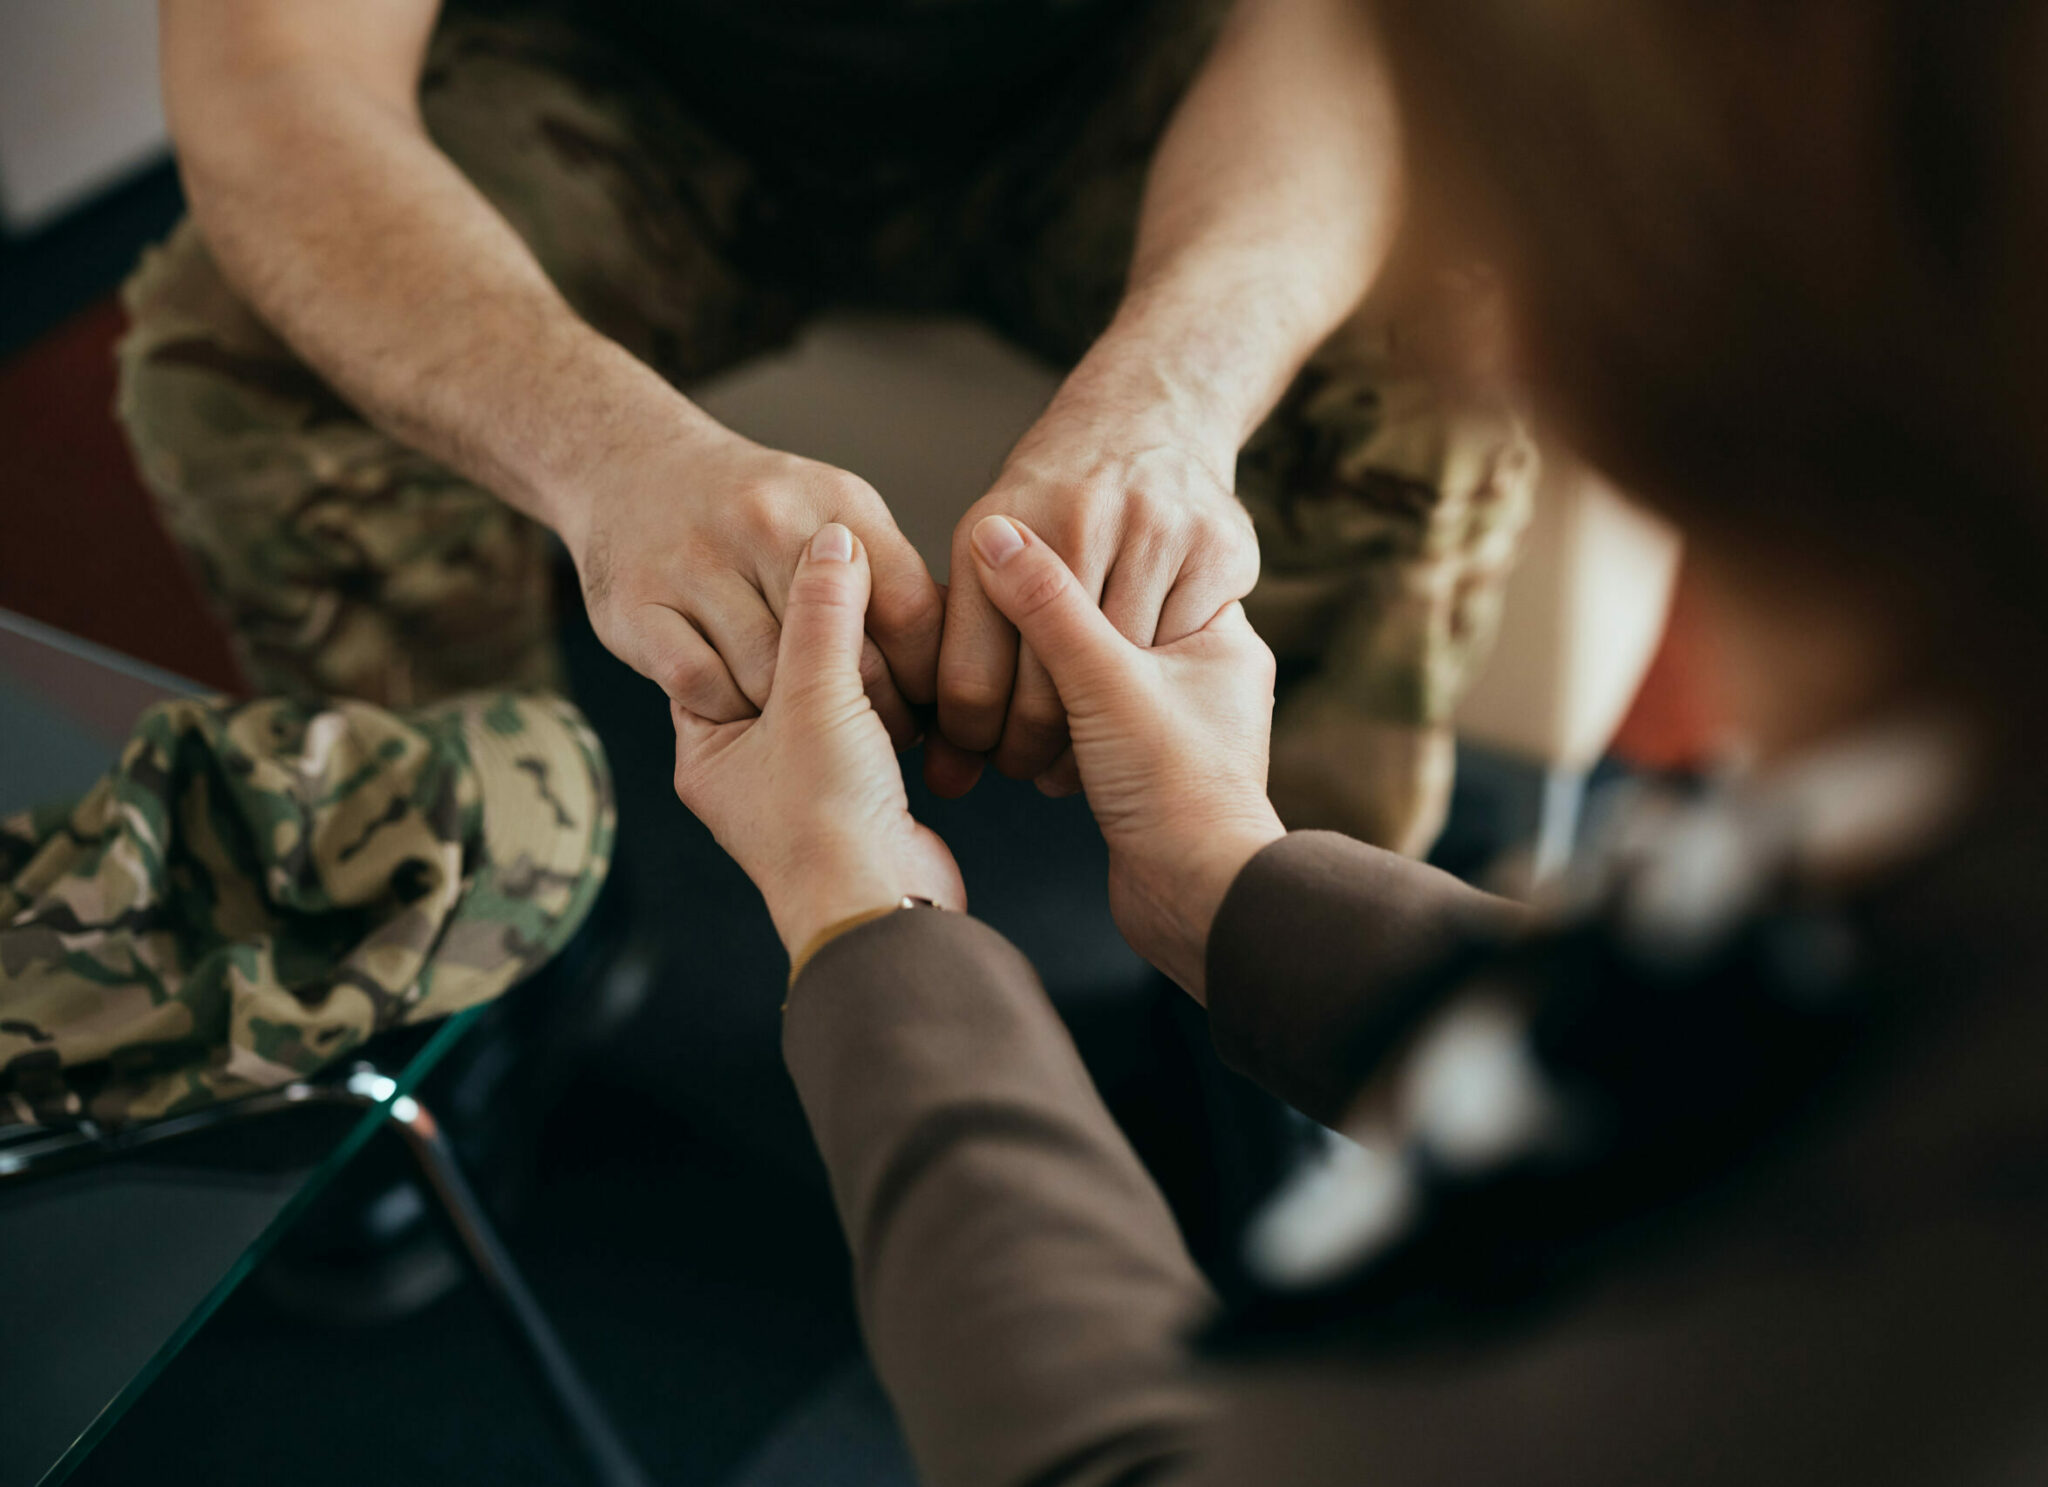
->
xmin=744 ymin=621 xmax=784 ymax=677
xmin=656 ymin=650 xmax=715 ymax=703
xmin=736 ymin=493 xmax=788 ymax=548
xmin=1190 ymin=493 xmax=1246 ymax=537
xmin=996 ymin=718 xmax=1066 ymax=776
xmin=857 ymin=644 xmax=892 ymax=691
xmin=1195 ymin=526 xmax=1261 ymax=597
xmin=1009 ymin=696 xmax=1065 ymax=742
xmin=938 ymin=665 xmax=1010 ymax=721
xmin=1067 ymin=475 xmax=1115 ymax=513
xmin=1127 ymin=518 xmax=1181 ymax=574
xmin=813 ymin=467 xmax=881 ymax=513
xmin=1044 ymin=503 xmax=1096 ymax=555
xmin=1232 ymin=550 xmax=1264 ymax=597
xmin=1230 ymin=626 xmax=1279 ymax=686
xmin=872 ymin=567 xmax=941 ymax=626
xmin=1008 ymin=560 xmax=1073 ymax=621
xmin=959 ymin=490 xmax=1004 ymax=530
xmin=658 ymin=648 xmax=750 ymax=719
xmin=1043 ymin=777 xmax=1080 ymax=799
xmin=1124 ymin=482 xmax=1176 ymax=530
xmin=587 ymin=606 xmax=631 ymax=657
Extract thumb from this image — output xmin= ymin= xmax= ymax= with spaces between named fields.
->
xmin=775 ymin=522 xmax=872 ymax=706
xmin=967 ymin=515 xmax=1130 ymax=701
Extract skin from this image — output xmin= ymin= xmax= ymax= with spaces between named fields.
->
xmin=675 ymin=517 xmax=1286 ymax=1000
xmin=676 ymin=508 xmax=1949 ymax=1013
xmin=936 ymin=0 xmax=1407 ymax=795
xmin=160 ymin=0 xmax=1404 ymax=778
xmin=671 ymin=525 xmax=969 ymax=957
xmin=159 ymin=0 xmax=939 ymax=742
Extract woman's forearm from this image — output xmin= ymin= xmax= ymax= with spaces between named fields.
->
xmin=784 ymin=911 xmax=1214 ymax=1487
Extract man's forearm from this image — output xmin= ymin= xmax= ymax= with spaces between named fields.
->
xmin=1070 ymin=0 xmax=1404 ymax=451
xmin=171 ymin=61 xmax=709 ymax=553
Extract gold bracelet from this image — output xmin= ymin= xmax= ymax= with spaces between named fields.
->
xmin=785 ymin=896 xmax=940 ymax=999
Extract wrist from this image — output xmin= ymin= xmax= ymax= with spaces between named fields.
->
xmin=784 ymin=897 xmax=926 ymax=987
xmin=523 ymin=337 xmax=726 ymax=559
xmin=1181 ymin=806 xmax=1289 ymax=943
xmin=770 ymin=885 xmax=893 ymax=963
xmin=1054 ymin=352 xmax=1238 ymax=467
xmin=767 ymin=845 xmax=941 ymax=961
xmin=1075 ymin=268 xmax=1320 ymax=452
xmin=1118 ymin=806 xmax=1286 ymax=1000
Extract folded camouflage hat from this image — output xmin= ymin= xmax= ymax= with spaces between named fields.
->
xmin=0 ymin=691 xmax=613 ymax=1129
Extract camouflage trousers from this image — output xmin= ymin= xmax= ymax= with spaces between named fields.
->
xmin=116 ymin=5 xmax=1535 ymax=854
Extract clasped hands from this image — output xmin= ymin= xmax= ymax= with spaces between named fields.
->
xmin=669 ymin=511 xmax=1285 ymax=997
xmin=563 ymin=391 xmax=1260 ymax=798
xmin=562 ymin=391 xmax=1281 ymax=991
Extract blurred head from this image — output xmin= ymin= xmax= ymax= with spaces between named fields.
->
xmin=1371 ymin=0 xmax=2048 ymax=753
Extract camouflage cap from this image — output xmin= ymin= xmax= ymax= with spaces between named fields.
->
xmin=0 ymin=691 xmax=614 ymax=1129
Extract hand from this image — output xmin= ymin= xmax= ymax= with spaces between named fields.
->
xmin=671 ymin=523 xmax=966 ymax=959
xmin=563 ymin=416 xmax=944 ymax=748
xmin=966 ymin=514 xmax=1285 ymax=998
xmin=934 ymin=396 xmax=1259 ymax=796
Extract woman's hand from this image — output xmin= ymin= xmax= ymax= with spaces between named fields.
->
xmin=935 ymin=399 xmax=1257 ymax=796
xmin=967 ymin=515 xmax=1285 ymax=998
xmin=671 ymin=524 xmax=966 ymax=962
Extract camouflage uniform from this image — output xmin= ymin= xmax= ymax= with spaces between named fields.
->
xmin=116 ymin=3 xmax=1535 ymax=853
xmin=0 ymin=691 xmax=613 ymax=1129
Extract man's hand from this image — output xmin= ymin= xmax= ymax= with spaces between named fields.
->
xmin=672 ymin=524 xmax=965 ymax=960
xmin=160 ymin=0 xmax=948 ymax=742
xmin=564 ymin=419 xmax=945 ymax=748
xmin=930 ymin=0 xmax=1413 ymax=795
xmin=966 ymin=514 xmax=1284 ymax=997
xmin=936 ymin=394 xmax=1259 ymax=795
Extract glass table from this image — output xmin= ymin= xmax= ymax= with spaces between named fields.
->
xmin=0 ymin=1022 xmax=484 ymax=1486
xmin=0 ymin=610 xmax=636 ymax=1487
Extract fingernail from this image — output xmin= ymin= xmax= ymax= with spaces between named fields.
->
xmin=971 ymin=515 xmax=1025 ymax=567
xmin=810 ymin=523 xmax=854 ymax=563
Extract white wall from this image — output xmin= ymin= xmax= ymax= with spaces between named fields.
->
xmin=1454 ymin=463 xmax=1681 ymax=770
xmin=695 ymin=315 xmax=1061 ymax=582
xmin=0 ymin=0 xmax=168 ymax=232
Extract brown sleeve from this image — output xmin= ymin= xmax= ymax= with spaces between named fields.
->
xmin=1204 ymin=831 xmax=1527 ymax=1126
xmin=782 ymin=908 xmax=1215 ymax=1487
